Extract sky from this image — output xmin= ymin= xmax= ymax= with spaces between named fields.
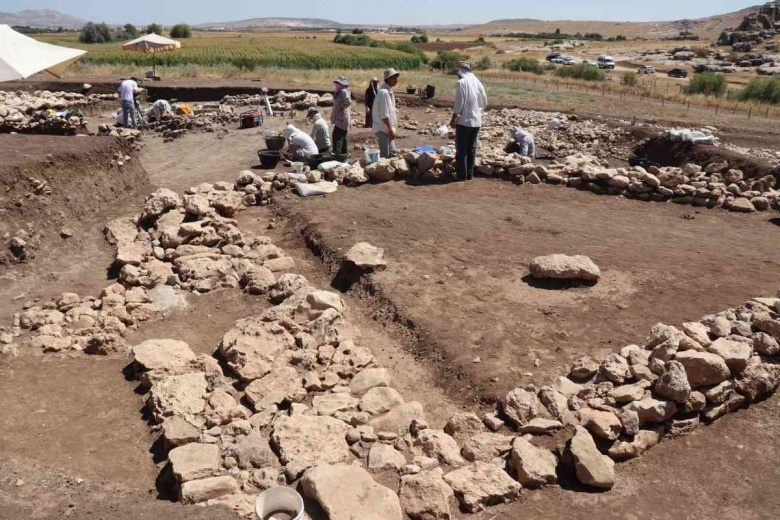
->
xmin=0 ymin=0 xmax=762 ymax=26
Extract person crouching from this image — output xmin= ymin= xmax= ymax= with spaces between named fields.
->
xmin=307 ymin=107 xmax=331 ymax=154
xmin=507 ymin=127 xmax=536 ymax=159
xmin=284 ymin=124 xmax=318 ymax=160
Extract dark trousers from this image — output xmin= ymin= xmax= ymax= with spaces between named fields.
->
xmin=455 ymin=125 xmax=480 ymax=180
xmin=364 ymin=109 xmax=372 ymax=128
xmin=332 ymin=127 xmax=348 ymax=155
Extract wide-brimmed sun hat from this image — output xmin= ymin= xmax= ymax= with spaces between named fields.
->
xmin=334 ymin=75 xmax=349 ymax=86
xmin=383 ymin=68 xmax=400 ymax=80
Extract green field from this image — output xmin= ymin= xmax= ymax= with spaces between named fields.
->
xmin=38 ymin=32 xmax=423 ymax=70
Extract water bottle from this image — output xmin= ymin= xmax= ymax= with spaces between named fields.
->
xmin=363 ymin=139 xmax=370 ymax=151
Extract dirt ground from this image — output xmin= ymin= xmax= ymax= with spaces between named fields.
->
xmin=1 ymin=99 xmax=779 ymax=519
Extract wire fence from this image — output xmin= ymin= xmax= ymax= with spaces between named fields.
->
xmin=477 ymin=70 xmax=780 ymax=120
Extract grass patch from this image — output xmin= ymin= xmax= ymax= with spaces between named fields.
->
xmin=555 ymin=65 xmax=606 ymax=82
xmin=504 ymin=57 xmax=544 ymax=75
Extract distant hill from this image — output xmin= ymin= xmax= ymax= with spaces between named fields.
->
xmin=466 ymin=5 xmax=760 ymax=40
xmin=489 ymin=18 xmax=541 ymax=24
xmin=0 ymin=9 xmax=86 ymax=29
xmin=196 ymin=17 xmax=349 ymax=30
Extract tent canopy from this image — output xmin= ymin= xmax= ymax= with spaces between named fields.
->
xmin=0 ymin=24 xmax=86 ymax=82
xmin=123 ymin=34 xmax=181 ymax=54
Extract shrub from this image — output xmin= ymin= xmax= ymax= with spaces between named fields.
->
xmin=475 ymin=56 xmax=491 ymax=70
xmin=410 ymin=33 xmax=429 ymax=44
xmin=395 ymin=42 xmax=429 ymax=64
xmin=732 ymin=76 xmax=780 ymax=105
xmin=692 ymin=46 xmax=708 ymax=58
xmin=430 ymin=51 xmax=470 ymax=72
xmin=684 ymin=72 xmax=727 ymax=96
xmin=505 ymin=57 xmax=544 ymax=74
xmin=555 ymin=64 xmax=606 ymax=81
xmin=79 ymin=22 xmax=113 ymax=44
xmin=621 ymin=71 xmax=637 ymax=86
xmin=146 ymin=23 xmax=163 ymax=35
xmin=170 ymin=24 xmax=192 ymax=38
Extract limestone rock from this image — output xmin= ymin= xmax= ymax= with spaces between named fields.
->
xmin=578 ymin=408 xmax=622 ymax=440
xmin=313 ymin=393 xmax=359 ymax=416
xmin=460 ymin=432 xmax=514 ymax=462
xmin=245 ymin=367 xmax=303 ymax=411
xmin=675 ymin=351 xmax=731 ymax=388
xmin=345 ymin=242 xmax=388 ymax=271
xmin=302 ymin=464 xmax=402 ymax=519
xmin=529 ymin=254 xmax=600 ymax=282
xmin=444 ymin=412 xmax=485 ymax=442
xmin=567 ymin=426 xmax=615 ymax=489
xmin=502 ymin=387 xmax=539 ymax=426
xmin=168 ymin=443 xmax=220 ymax=482
xmin=624 ymin=398 xmax=677 ymax=425
xmin=570 ymin=356 xmax=599 ymax=379
xmin=180 ymin=476 xmax=239 ymax=504
xmin=400 ymin=468 xmax=453 ymax=520
xmin=162 ymin=416 xmax=200 ymax=448
xmin=735 ymin=364 xmax=780 ymax=401
xmin=271 ymin=414 xmax=351 ymax=479
xmin=511 ymin=437 xmax=557 ymax=488
xmin=219 ymin=319 xmax=295 ymax=382
xmin=443 ymin=461 xmax=521 ymax=513
xmin=351 ymin=367 xmax=390 ymax=397
xmin=708 ymin=338 xmax=753 ymax=374
xmin=654 ymin=360 xmax=692 ymax=403
xmin=370 ymin=402 xmax=426 ymax=435
xmin=148 ymin=372 xmax=208 ymax=422
xmin=368 ymin=443 xmax=407 ymax=470
xmin=359 ymin=386 xmax=405 ymax=416
xmin=228 ymin=430 xmax=279 ymax=470
xmin=414 ymin=430 xmax=465 ymax=466
xmin=607 ymin=426 xmax=664 ymax=460
xmin=132 ymin=339 xmax=197 ymax=374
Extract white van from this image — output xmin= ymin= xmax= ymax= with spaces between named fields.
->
xmin=597 ymin=55 xmax=615 ymax=69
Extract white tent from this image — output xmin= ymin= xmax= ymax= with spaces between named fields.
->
xmin=0 ymin=25 xmax=87 ymax=82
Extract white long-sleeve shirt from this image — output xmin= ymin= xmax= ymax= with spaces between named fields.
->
xmin=371 ymin=83 xmax=397 ymax=135
xmin=289 ymin=130 xmax=319 ymax=156
xmin=453 ymin=73 xmax=488 ymax=128
xmin=310 ymin=114 xmax=331 ymax=151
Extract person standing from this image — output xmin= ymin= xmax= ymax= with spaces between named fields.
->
xmin=372 ymin=68 xmax=400 ymax=158
xmin=331 ymin=75 xmax=352 ymax=156
xmin=450 ymin=62 xmax=488 ymax=181
xmin=307 ymin=107 xmax=331 ymax=154
xmin=118 ymin=77 xmax=144 ymax=128
xmin=364 ymin=77 xmax=378 ymax=129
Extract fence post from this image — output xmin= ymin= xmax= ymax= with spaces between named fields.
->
xmin=687 ymin=99 xmax=691 ymax=112
xmin=748 ymin=105 xmax=753 ymax=119
xmin=766 ymin=106 xmax=770 ymax=118
xmin=733 ymin=102 xmax=738 ymax=114
xmin=715 ymin=103 xmax=719 ymax=115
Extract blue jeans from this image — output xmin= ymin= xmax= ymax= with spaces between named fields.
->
xmin=376 ymin=131 xmax=397 ymax=158
xmin=121 ymin=100 xmax=137 ymax=128
xmin=455 ymin=125 xmax=480 ymax=180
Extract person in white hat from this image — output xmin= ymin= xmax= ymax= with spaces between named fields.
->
xmin=372 ymin=68 xmax=401 ymax=158
xmin=284 ymin=124 xmax=319 ymax=159
xmin=331 ymin=75 xmax=352 ymax=155
xmin=307 ymin=107 xmax=331 ymax=154
xmin=450 ymin=61 xmax=488 ymax=181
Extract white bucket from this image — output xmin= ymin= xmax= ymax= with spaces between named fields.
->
xmin=290 ymin=162 xmax=305 ymax=174
xmin=365 ymin=149 xmax=381 ymax=165
xmin=255 ymin=487 xmax=305 ymax=520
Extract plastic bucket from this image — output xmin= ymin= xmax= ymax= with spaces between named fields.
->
xmin=365 ymin=149 xmax=381 ymax=165
xmin=290 ymin=162 xmax=305 ymax=174
xmin=255 ymin=487 xmax=304 ymax=520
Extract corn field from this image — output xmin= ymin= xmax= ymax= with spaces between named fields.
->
xmin=38 ymin=33 xmax=422 ymax=70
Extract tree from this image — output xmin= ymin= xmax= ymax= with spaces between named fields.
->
xmin=123 ymin=24 xmax=139 ymax=38
xmin=170 ymin=23 xmax=192 ymax=38
xmin=351 ymin=28 xmax=364 ymax=35
xmin=79 ymin=22 xmax=113 ymax=44
xmin=147 ymin=23 xmax=163 ymax=35
xmin=554 ymin=28 xmax=561 ymax=37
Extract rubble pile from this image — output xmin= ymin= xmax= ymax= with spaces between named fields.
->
xmin=145 ymin=104 xmax=239 ymax=142
xmin=719 ymin=1 xmax=779 ymax=49
xmin=221 ymin=91 xmax=334 ymax=112
xmin=0 ymin=89 xmax=111 ymax=134
xmin=416 ymin=108 xmax=633 ymax=161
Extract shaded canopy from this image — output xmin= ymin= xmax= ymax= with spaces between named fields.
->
xmin=0 ymin=24 xmax=86 ymax=82
xmin=123 ymin=34 xmax=181 ymax=54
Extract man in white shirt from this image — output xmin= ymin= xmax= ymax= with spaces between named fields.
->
xmin=307 ymin=107 xmax=331 ymax=154
xmin=450 ymin=62 xmax=488 ymax=181
xmin=284 ymin=124 xmax=319 ymax=159
xmin=118 ymin=77 xmax=144 ymax=128
xmin=372 ymin=68 xmax=400 ymax=158
xmin=508 ymin=127 xmax=536 ymax=159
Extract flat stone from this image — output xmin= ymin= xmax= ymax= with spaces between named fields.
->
xmin=414 ymin=429 xmax=465 ymax=466
xmin=368 ymin=442 xmax=407 ymax=470
xmin=313 ymin=393 xmax=359 ymax=416
xmin=228 ymin=430 xmax=279 ymax=470
xmin=168 ymin=443 xmax=220 ymax=483
xmin=682 ymin=322 xmax=712 ymax=347
xmin=271 ymin=414 xmax=351 ymax=479
xmin=180 ymin=476 xmax=240 ymax=504
xmin=461 ymin=432 xmax=514 ymax=462
xmin=162 ymin=416 xmax=200 ymax=448
xmin=675 ymin=351 xmax=732 ymax=388
xmin=624 ymin=397 xmax=678 ymax=425
xmin=529 ymin=254 xmax=600 ymax=281
xmin=611 ymin=384 xmax=646 ymax=404
xmin=511 ymin=437 xmax=558 ymax=488
xmin=359 ymin=386 xmax=405 ymax=416
xmin=302 ymin=464 xmax=402 ymax=520
xmin=607 ymin=426 xmax=664 ymax=460
xmin=444 ymin=412 xmax=485 ymax=442
xmin=735 ymin=364 xmax=780 ymax=401
xmin=245 ymin=367 xmax=303 ymax=411
xmin=443 ymin=461 xmax=521 ymax=513
xmin=370 ymin=402 xmax=426 ymax=435
xmin=708 ymin=338 xmax=753 ymax=374
xmin=132 ymin=339 xmax=197 ymax=373
xmin=345 ymin=242 xmax=388 ymax=271
xmin=567 ymin=426 xmax=615 ymax=489
xmin=350 ymin=367 xmax=390 ymax=397
xmin=502 ymin=387 xmax=539 ymax=426
xmin=578 ymin=408 xmax=622 ymax=440
xmin=148 ymin=372 xmax=208 ymax=422
xmin=218 ymin=318 xmax=295 ymax=382
xmin=518 ymin=418 xmax=563 ymax=435
xmin=666 ymin=415 xmax=701 ymax=438
xmin=400 ymin=468 xmax=452 ymax=520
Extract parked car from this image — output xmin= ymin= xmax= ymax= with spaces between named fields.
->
xmin=561 ymin=56 xmax=576 ymax=65
xmin=667 ymin=68 xmax=688 ymax=78
xmin=638 ymin=65 xmax=656 ymax=74
xmin=597 ymin=55 xmax=615 ymax=69
xmin=550 ymin=56 xmax=564 ymax=64
xmin=582 ymin=60 xmax=598 ymax=67
xmin=546 ymin=53 xmax=562 ymax=62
